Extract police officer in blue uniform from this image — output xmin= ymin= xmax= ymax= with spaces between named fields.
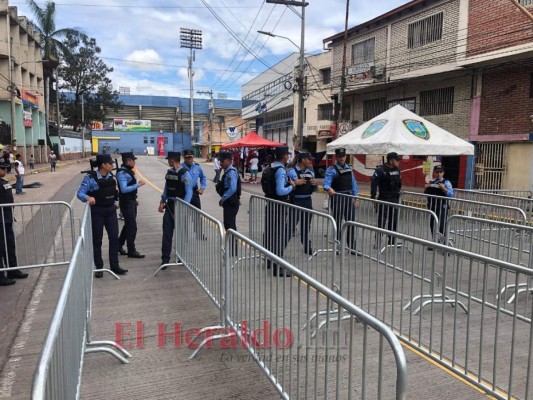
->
xmin=264 ymin=146 xmax=303 ymax=277
xmin=183 ymin=149 xmax=207 ymax=239
xmin=323 ymin=148 xmax=359 ymax=252
xmin=216 ymin=151 xmax=241 ymax=233
xmin=117 ymin=152 xmax=145 ymax=258
xmin=77 ymin=154 xmax=127 ymax=278
xmin=287 ymin=152 xmax=318 ymax=255
xmin=371 ymin=152 xmax=402 ymax=243
xmin=424 ymin=165 xmax=454 ymax=247
xmin=0 ymin=161 xmax=28 ymax=286
xmin=158 ymin=152 xmax=193 ymax=268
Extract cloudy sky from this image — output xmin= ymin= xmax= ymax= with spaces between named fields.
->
xmin=13 ymin=0 xmax=408 ymax=100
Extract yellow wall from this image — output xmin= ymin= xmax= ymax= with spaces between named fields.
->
xmin=503 ymin=143 xmax=533 ymax=190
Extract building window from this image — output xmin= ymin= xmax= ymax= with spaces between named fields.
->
xmin=352 ymin=38 xmax=375 ymax=65
xmin=363 ymin=98 xmax=387 ymax=121
xmin=408 ymin=12 xmax=444 ymax=49
xmin=320 ymin=68 xmax=331 ymax=85
xmin=164 ymin=136 xmax=169 ymax=144
xmin=143 ymin=136 xmax=148 ymax=144
xmin=420 ymin=87 xmax=454 ymax=116
xmin=317 ymin=103 xmax=333 ymax=121
xmin=388 ymin=97 xmax=416 ymax=112
xmin=520 ymin=0 xmax=532 ymax=5
xmin=149 ymin=136 xmax=155 ymax=144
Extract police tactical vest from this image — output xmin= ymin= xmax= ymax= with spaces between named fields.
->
xmin=0 ymin=178 xmax=14 ymax=223
xmin=377 ymin=166 xmax=401 ymax=199
xmin=292 ymin=167 xmax=314 ymax=197
xmin=88 ymin=172 xmax=117 ymax=207
xmin=331 ymin=164 xmax=353 ymax=193
xmin=425 ymin=179 xmax=448 ymax=209
xmin=165 ymin=168 xmax=187 ymax=199
xmin=218 ymin=168 xmax=241 ymax=206
xmin=118 ymin=166 xmax=138 ymax=201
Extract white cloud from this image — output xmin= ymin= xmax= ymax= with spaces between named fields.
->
xmin=124 ymin=49 xmax=165 ymax=71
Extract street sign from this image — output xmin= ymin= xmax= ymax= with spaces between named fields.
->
xmin=338 ymin=122 xmax=351 ymax=137
xmin=226 ymin=125 xmax=238 ymax=139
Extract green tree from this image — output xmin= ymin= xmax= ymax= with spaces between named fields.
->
xmin=59 ymin=34 xmax=122 ymax=127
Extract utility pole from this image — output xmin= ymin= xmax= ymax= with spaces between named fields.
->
xmin=180 ymin=28 xmax=202 ymax=149
xmin=337 ymin=0 xmax=350 ymax=133
xmin=8 ymin=36 xmax=17 ymax=151
xmin=81 ymin=95 xmax=85 ymax=157
xmin=266 ymin=0 xmax=308 ymax=151
xmin=197 ymin=89 xmax=214 ymax=159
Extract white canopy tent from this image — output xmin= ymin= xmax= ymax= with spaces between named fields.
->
xmin=327 ymin=105 xmax=474 ymax=156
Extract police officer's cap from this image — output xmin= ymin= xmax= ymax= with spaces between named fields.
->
xmin=165 ymin=151 xmax=181 ymax=161
xmin=183 ymin=149 xmax=194 ymax=157
xmin=433 ymin=165 xmax=444 ymax=172
xmin=219 ymin=151 xmax=233 ymax=161
xmin=121 ymin=152 xmax=137 ymax=161
xmin=335 ymin=148 xmax=347 ymax=156
xmin=274 ymin=146 xmax=290 ymax=158
xmin=297 ymin=152 xmax=314 ymax=161
xmin=386 ymin=152 xmax=401 ymax=161
xmin=96 ymin=154 xmax=113 ymax=166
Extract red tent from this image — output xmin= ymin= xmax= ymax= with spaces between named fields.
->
xmin=220 ymin=131 xmax=284 ymax=149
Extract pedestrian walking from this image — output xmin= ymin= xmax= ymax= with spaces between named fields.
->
xmin=158 ymin=152 xmax=193 ymax=268
xmin=262 ymin=146 xmax=304 ymax=277
xmin=371 ymin=152 xmax=402 ymax=244
xmin=323 ymin=148 xmax=360 ymax=253
xmin=248 ymin=152 xmax=259 ymax=183
xmin=213 ymin=153 xmax=221 ymax=183
xmin=77 ymin=154 xmax=127 ymax=278
xmin=424 ymin=165 xmax=454 ymax=249
xmin=48 ymin=150 xmax=57 ymax=171
xmin=117 ymin=152 xmax=146 ymax=258
xmin=13 ymin=154 xmax=25 ymax=195
xmin=216 ymin=151 xmax=241 ymax=243
xmin=287 ymin=152 xmax=318 ymax=255
xmin=29 ymin=155 xmax=35 ymax=170
xmin=0 ymin=160 xmax=28 ymax=286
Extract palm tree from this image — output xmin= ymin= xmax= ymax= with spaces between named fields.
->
xmin=26 ymin=1 xmax=85 ymax=148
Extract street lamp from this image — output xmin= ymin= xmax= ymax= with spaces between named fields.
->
xmin=261 ymin=1 xmax=307 ymax=151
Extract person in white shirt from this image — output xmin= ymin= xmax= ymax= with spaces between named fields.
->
xmin=14 ymin=154 xmax=25 ymax=195
xmin=48 ymin=151 xmax=57 ymax=171
xmin=213 ymin=154 xmax=221 ymax=183
xmin=249 ymin=153 xmax=259 ymax=183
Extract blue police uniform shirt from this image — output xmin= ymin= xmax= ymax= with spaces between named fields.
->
xmin=161 ymin=165 xmax=193 ymax=203
xmin=428 ymin=178 xmax=454 ymax=197
xmin=221 ymin=165 xmax=239 ymax=203
xmin=287 ymin=165 xmax=317 ymax=198
xmin=77 ymin=171 xmax=117 ymax=203
xmin=271 ymin=161 xmax=293 ymax=197
xmin=323 ymin=162 xmax=358 ymax=196
xmin=185 ymin=163 xmax=207 ymax=190
xmin=117 ymin=166 xmax=140 ymax=194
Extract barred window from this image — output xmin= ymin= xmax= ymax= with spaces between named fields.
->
xmin=419 ymin=87 xmax=454 ymax=116
xmin=320 ymin=68 xmax=331 ymax=85
xmin=520 ymin=0 xmax=532 ymax=5
xmin=143 ymin=136 xmax=148 ymax=144
xmin=150 ymin=136 xmax=155 ymax=144
xmin=363 ymin=98 xmax=387 ymax=121
xmin=388 ymin=98 xmax=416 ymax=112
xmin=408 ymin=12 xmax=443 ymax=49
xmin=317 ymin=103 xmax=333 ymax=121
xmin=352 ymin=38 xmax=375 ymax=65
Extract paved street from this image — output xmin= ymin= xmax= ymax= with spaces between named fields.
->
xmin=0 ymin=156 xmax=494 ymax=399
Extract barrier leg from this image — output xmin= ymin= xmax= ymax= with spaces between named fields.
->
xmin=152 ymin=261 xmax=183 ymax=276
xmin=84 ymin=346 xmax=130 ymax=364
xmin=94 ymin=268 xmax=120 ymax=280
xmin=403 ymin=294 xmax=469 ymax=315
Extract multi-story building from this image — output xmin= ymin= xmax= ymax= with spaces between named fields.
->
xmin=323 ymin=0 xmax=473 ymax=188
xmin=0 ymin=1 xmax=47 ymax=162
xmin=466 ymin=0 xmax=533 ymax=190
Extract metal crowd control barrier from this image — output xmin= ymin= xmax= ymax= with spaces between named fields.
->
xmin=32 ymin=204 xmax=130 ymax=400
xmin=0 ymin=201 xmax=75 ymax=274
xmin=446 ymin=215 xmax=533 ymax=319
xmin=248 ymin=195 xmax=338 ymax=291
xmin=464 ymin=189 xmax=533 ymax=198
xmin=454 ymin=189 xmax=533 ymax=222
xmin=152 ymin=198 xmax=227 ymax=359
xmin=341 ymin=221 xmax=533 ymax=400
xmin=225 ymin=229 xmax=408 ymax=400
xmin=400 ymin=191 xmax=527 ymax=228
xmin=333 ymin=193 xmax=439 ymax=251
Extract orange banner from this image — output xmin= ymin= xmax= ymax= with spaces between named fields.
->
xmin=22 ymin=89 xmax=38 ymax=107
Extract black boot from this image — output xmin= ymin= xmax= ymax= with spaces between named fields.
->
xmin=7 ymin=269 xmax=28 ymax=279
xmin=118 ymin=247 xmax=127 ymax=255
xmin=0 ymin=272 xmax=15 ymax=286
xmin=111 ymin=266 xmax=128 ymax=275
xmin=128 ymin=251 xmax=145 ymax=258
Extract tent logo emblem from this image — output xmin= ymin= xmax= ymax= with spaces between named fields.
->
xmin=403 ymin=119 xmax=430 ymax=140
xmin=362 ymin=120 xmax=388 ymax=139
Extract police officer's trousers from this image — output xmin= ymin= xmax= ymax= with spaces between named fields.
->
xmin=223 ymin=202 xmax=239 ymax=255
xmin=429 ymin=204 xmax=448 ymax=238
xmin=264 ymin=201 xmax=291 ymax=258
xmin=161 ymin=204 xmax=175 ymax=263
xmin=291 ymin=197 xmax=313 ymax=251
xmin=377 ymin=197 xmax=400 ymax=244
xmin=91 ymin=205 xmax=120 ymax=269
xmin=191 ymin=190 xmax=204 ymax=239
xmin=0 ymin=223 xmax=18 ymax=268
xmin=118 ymin=199 xmax=138 ymax=253
xmin=329 ymin=194 xmax=357 ymax=249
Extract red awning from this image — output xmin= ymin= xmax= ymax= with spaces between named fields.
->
xmin=220 ymin=131 xmax=285 ymax=149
